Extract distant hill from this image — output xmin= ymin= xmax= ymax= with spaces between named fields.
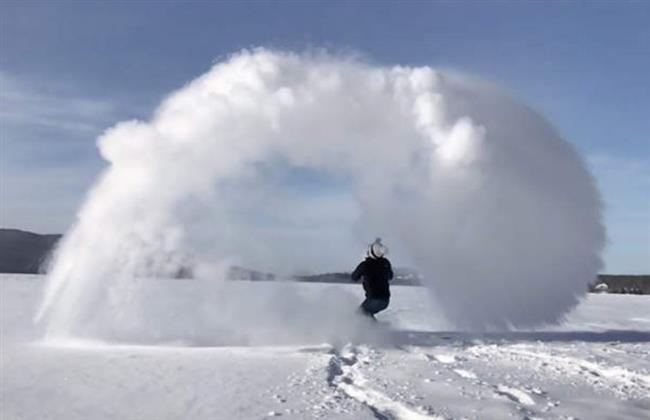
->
xmin=1 ymin=229 xmax=648 ymax=294
xmin=0 ymin=229 xmax=61 ymax=274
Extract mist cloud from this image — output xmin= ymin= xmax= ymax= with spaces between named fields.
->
xmin=36 ymin=49 xmax=604 ymax=340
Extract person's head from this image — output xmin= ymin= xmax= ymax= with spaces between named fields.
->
xmin=367 ymin=238 xmax=388 ymax=259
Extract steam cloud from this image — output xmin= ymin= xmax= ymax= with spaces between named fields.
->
xmin=36 ymin=49 xmax=604 ymax=342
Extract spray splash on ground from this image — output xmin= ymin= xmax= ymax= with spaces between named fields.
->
xmin=36 ymin=49 xmax=604 ymax=342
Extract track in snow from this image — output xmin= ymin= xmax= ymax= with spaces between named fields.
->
xmin=4 ymin=277 xmax=650 ymax=420
xmin=326 ymin=345 xmax=442 ymax=420
xmin=468 ymin=343 xmax=650 ymax=399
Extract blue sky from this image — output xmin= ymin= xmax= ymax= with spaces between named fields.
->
xmin=1 ymin=1 xmax=648 ymax=273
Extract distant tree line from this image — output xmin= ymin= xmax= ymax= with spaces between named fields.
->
xmin=1 ymin=229 xmax=648 ymax=294
xmin=590 ymin=275 xmax=650 ymax=295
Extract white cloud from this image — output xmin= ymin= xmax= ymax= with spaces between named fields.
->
xmin=1 ymin=71 xmax=117 ymax=232
xmin=0 ymin=71 xmax=116 ymax=133
xmin=39 ymin=50 xmax=605 ymax=337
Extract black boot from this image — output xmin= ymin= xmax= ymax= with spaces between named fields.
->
xmin=357 ymin=304 xmax=377 ymax=321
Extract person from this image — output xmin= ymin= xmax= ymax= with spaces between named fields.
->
xmin=351 ymin=238 xmax=393 ymax=319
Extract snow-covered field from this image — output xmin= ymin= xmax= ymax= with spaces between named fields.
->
xmin=2 ymin=274 xmax=649 ymax=420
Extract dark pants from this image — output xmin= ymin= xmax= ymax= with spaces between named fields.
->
xmin=359 ymin=297 xmax=389 ymax=318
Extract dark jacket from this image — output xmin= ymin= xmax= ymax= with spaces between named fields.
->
xmin=351 ymin=257 xmax=393 ymax=299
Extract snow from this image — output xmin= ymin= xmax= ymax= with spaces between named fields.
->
xmin=2 ymin=274 xmax=649 ymax=419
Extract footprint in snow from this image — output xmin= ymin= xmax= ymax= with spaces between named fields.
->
xmin=494 ymin=385 xmax=536 ymax=406
xmin=432 ymin=354 xmax=456 ymax=364
xmin=453 ymin=369 xmax=477 ymax=379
